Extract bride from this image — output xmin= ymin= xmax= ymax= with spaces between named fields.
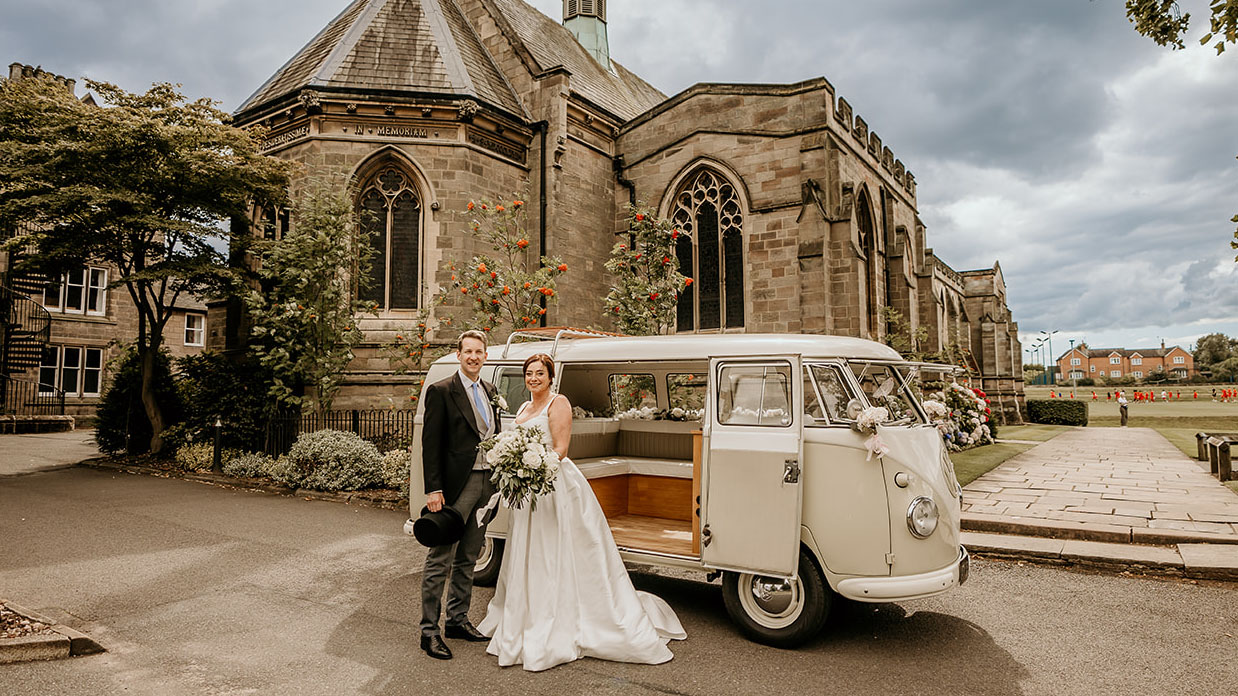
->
xmin=479 ymin=353 xmax=686 ymax=671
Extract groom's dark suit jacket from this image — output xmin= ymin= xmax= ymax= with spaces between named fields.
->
xmin=421 ymin=372 xmax=499 ymax=506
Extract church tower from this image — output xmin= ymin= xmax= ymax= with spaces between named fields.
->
xmin=563 ymin=0 xmax=610 ymax=69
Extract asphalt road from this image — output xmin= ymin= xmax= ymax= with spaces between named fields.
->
xmin=1 ymin=467 xmax=1234 ymax=696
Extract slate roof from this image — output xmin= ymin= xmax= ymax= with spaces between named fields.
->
xmin=1063 ymin=347 xmax=1187 ymax=360
xmin=236 ymin=0 xmax=525 ymax=118
xmin=488 ymin=0 xmax=666 ymax=121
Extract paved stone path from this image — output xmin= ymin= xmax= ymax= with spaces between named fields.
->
xmin=0 ymin=430 xmax=99 ymax=477
xmin=964 ymin=427 xmax=1238 ymax=540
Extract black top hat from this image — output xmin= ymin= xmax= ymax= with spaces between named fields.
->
xmin=413 ymin=505 xmax=466 ymax=547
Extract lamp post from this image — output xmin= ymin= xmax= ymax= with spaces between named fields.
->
xmin=1033 ymin=338 xmax=1046 ymax=385
xmin=1069 ymin=338 xmax=1077 ymax=389
xmin=1041 ymin=330 xmax=1059 ymax=385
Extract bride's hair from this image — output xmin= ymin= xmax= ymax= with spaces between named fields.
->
xmin=523 ymin=353 xmax=555 ymax=382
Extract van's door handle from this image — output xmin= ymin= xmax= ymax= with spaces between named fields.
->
xmin=783 ymin=459 xmax=801 ymax=484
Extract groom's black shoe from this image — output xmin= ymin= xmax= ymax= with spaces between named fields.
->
xmin=444 ymin=621 xmax=488 ymax=642
xmin=421 ymin=635 xmax=453 ymax=660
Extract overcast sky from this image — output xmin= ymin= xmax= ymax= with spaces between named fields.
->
xmin=3 ymin=0 xmax=1235 ymax=360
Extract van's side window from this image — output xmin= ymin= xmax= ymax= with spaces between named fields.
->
xmin=807 ymin=364 xmax=858 ymax=424
xmin=610 ymin=374 xmax=657 ymax=415
xmin=667 ymin=373 xmax=706 ymax=418
xmin=496 ymin=367 xmax=531 ymax=414
xmin=717 ymin=363 xmax=793 ymax=427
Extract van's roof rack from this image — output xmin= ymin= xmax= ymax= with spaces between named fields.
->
xmin=501 ymin=326 xmax=625 ymax=359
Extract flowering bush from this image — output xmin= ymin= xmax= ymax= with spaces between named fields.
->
xmin=480 ymin=425 xmax=560 ymax=510
xmin=379 ymin=449 xmax=411 ymax=497
xmin=222 ymin=451 xmax=276 ymax=479
xmin=441 ymin=195 xmax=567 ymax=333
xmin=174 ymin=442 xmax=241 ymax=472
xmin=605 ymin=205 xmax=692 ymax=335
xmin=925 ymin=383 xmax=994 ymax=452
xmin=285 ymin=429 xmax=383 ymax=491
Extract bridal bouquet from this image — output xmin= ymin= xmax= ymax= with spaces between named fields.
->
xmin=480 ymin=425 xmax=560 ymax=511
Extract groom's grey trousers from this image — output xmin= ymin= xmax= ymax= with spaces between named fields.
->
xmin=420 ymin=470 xmax=496 ymax=637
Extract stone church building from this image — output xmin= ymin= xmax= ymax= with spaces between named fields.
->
xmin=223 ymin=0 xmax=1025 ymax=421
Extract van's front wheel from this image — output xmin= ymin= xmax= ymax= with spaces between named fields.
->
xmin=721 ymin=549 xmax=830 ymax=648
xmin=472 ymin=537 xmax=504 ymax=587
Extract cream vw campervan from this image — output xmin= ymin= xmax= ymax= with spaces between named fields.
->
xmin=406 ymin=331 xmax=968 ymax=647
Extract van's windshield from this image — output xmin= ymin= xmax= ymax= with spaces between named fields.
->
xmin=848 ymin=362 xmax=925 ymax=424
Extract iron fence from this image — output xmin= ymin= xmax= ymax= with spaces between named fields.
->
xmin=1 ymin=375 xmax=65 ymax=416
xmin=263 ymin=408 xmax=416 ymax=456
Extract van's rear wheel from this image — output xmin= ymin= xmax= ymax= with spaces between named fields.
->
xmin=472 ymin=537 xmax=504 ymax=587
xmin=721 ymin=548 xmax=830 ymax=648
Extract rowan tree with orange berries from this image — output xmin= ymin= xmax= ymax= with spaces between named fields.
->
xmin=440 ymin=195 xmax=568 ymax=335
xmin=604 ymin=205 xmax=692 ymax=335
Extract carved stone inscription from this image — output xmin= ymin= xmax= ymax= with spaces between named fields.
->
xmin=467 ymin=128 xmax=526 ymax=163
xmin=261 ymin=125 xmax=310 ymax=150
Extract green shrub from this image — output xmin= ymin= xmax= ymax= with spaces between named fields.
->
xmin=174 ymin=442 xmax=241 ymax=472
xmin=223 ymin=452 xmax=276 ymax=479
xmin=284 ymin=429 xmax=382 ymax=491
xmin=176 ymin=352 xmax=276 ymax=452
xmin=1026 ymin=399 xmax=1088 ymax=426
xmin=380 ymin=449 xmax=411 ymax=498
xmin=95 ymin=346 xmax=185 ymax=454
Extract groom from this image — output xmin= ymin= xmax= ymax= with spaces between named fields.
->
xmin=419 ymin=329 xmax=499 ymax=660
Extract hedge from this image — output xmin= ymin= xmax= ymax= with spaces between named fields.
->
xmin=1026 ymin=399 xmax=1088 ymax=426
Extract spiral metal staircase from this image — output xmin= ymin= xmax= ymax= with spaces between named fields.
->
xmin=1 ymin=241 xmax=65 ymax=417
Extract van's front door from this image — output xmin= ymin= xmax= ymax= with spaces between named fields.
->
xmin=702 ymin=356 xmax=804 ymax=577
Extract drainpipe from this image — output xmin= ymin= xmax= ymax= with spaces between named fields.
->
xmin=613 ymin=155 xmax=636 ymax=208
xmin=535 ymin=120 xmax=549 ymax=327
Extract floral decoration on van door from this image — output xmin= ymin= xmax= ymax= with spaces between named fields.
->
xmin=854 ymin=406 xmax=891 ymax=460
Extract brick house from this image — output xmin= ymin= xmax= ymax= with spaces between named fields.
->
xmin=1057 ymin=342 xmax=1196 ymax=383
xmin=222 ymin=0 xmax=1026 ymax=421
xmin=1 ymin=64 xmax=209 ymax=424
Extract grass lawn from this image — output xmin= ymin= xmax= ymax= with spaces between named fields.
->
xmin=952 ymin=442 xmax=1036 ymax=487
xmin=997 ymin=424 xmax=1075 ymax=442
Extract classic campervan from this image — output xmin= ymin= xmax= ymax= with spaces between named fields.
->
xmin=405 ymin=331 xmax=969 ymax=647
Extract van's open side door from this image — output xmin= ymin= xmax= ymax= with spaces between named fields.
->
xmin=702 ymin=356 xmax=804 ymax=577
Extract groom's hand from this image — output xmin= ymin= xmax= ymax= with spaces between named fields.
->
xmin=426 ymin=491 xmax=445 ymax=512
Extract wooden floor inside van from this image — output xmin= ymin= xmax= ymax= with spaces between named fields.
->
xmin=608 ymin=514 xmax=694 ymax=556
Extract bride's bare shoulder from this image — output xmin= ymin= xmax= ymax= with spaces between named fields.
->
xmin=548 ymin=393 xmax=572 ymax=413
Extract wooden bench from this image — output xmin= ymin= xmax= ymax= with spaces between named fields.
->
xmin=567 ymin=419 xmax=700 ymax=556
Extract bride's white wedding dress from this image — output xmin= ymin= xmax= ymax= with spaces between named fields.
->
xmin=478 ymin=397 xmax=686 ymax=672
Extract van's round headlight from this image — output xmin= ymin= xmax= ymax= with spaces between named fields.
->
xmin=907 ymin=496 xmax=939 ymax=538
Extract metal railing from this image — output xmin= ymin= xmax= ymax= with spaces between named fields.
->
xmin=263 ymin=408 xmax=416 ymax=456
xmin=0 ymin=375 xmax=65 ymax=416
xmin=1 ymin=284 xmax=52 ymax=374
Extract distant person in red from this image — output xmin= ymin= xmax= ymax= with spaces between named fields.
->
xmin=1092 ymin=391 xmax=1097 ymax=400
xmin=1193 ymin=390 xmax=1198 ymax=399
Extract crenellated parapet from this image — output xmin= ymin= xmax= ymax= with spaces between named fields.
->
xmin=834 ymin=95 xmax=915 ymax=199
xmin=6 ymin=63 xmax=76 ymax=94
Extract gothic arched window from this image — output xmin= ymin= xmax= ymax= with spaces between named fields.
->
xmin=670 ymin=169 xmax=745 ymax=331
xmin=357 ymin=165 xmax=421 ymax=309
xmin=856 ymin=194 xmax=877 ymax=336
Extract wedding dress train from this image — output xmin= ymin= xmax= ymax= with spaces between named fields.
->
xmin=478 ymin=399 xmax=686 ymax=671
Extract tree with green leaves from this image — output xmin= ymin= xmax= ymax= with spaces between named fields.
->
xmin=244 ymin=182 xmax=376 ymax=410
xmin=1124 ymin=0 xmax=1237 ymax=53
xmin=604 ymin=205 xmax=692 ymax=336
xmin=0 ymin=76 xmax=290 ymax=453
xmin=1192 ymin=332 xmax=1236 ymax=368
xmin=441 ymin=195 xmax=567 ymax=336
xmin=1121 ymin=2 xmax=1238 ymax=251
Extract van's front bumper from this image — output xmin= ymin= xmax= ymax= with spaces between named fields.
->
xmin=835 ymin=546 xmax=969 ymax=603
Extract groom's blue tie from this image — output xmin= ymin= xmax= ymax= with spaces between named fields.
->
xmin=471 ymin=382 xmax=490 ymax=430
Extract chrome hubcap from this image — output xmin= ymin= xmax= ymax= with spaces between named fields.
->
xmin=738 ymin=573 xmax=804 ymax=629
xmin=474 ymin=537 xmax=493 ymax=572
